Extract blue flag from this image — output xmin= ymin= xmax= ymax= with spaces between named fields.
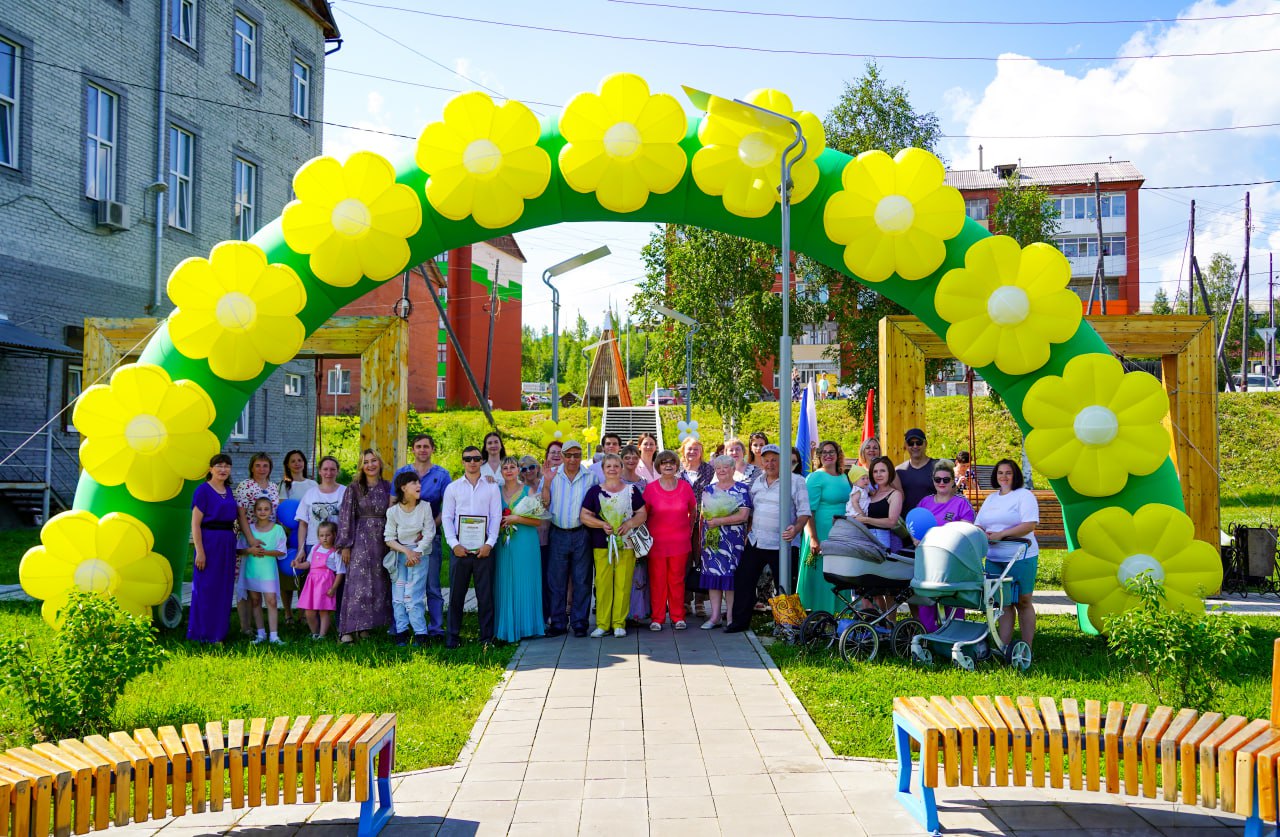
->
xmin=794 ymin=381 xmax=818 ymax=476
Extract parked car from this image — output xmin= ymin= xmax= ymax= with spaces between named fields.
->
xmin=1231 ymin=374 xmax=1278 ymax=392
xmin=646 ymin=388 xmax=684 ymax=406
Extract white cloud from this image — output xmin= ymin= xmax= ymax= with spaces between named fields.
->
xmin=943 ymin=0 xmax=1280 ymax=301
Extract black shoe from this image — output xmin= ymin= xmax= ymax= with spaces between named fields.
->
xmin=445 ymin=638 xmax=460 ymax=649
xmin=394 ymin=632 xmax=410 ymax=647
xmin=412 ymin=634 xmax=430 ymax=647
xmin=573 ymin=628 xmax=587 ymax=638
xmin=545 ymin=626 xmax=567 ymax=637
xmin=723 ymin=625 xmax=748 ymax=634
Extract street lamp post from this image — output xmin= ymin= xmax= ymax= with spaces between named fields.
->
xmin=684 ymin=86 xmax=806 ymax=593
xmin=653 ymin=304 xmax=698 ymax=425
xmin=541 ymin=246 xmax=612 ymax=422
xmin=332 ymin=362 xmax=342 ymax=417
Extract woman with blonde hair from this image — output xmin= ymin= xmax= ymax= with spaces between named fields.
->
xmin=335 ymin=449 xmax=393 ymax=643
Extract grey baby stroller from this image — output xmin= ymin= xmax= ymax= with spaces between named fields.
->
xmin=909 ymin=522 xmax=1033 ymax=671
xmin=799 ymin=516 xmax=925 ymax=663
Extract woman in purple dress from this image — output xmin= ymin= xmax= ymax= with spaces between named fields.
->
xmin=336 ymin=449 xmax=393 ymax=643
xmin=189 ymin=454 xmax=239 ymax=643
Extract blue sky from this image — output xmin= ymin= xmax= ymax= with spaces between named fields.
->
xmin=321 ymin=0 xmax=1280 ymax=332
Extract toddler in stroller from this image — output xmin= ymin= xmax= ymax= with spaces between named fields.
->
xmin=909 ymin=522 xmax=1033 ymax=671
xmin=799 ymin=515 xmax=926 ymax=662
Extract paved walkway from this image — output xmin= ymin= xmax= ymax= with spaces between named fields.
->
xmin=109 ymin=624 xmax=1257 ymax=836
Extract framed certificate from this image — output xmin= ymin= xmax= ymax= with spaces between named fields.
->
xmin=458 ymin=514 xmax=488 ymax=552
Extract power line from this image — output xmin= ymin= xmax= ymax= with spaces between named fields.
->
xmin=1146 ymin=178 xmax=1280 ymax=190
xmin=329 ymin=67 xmax=562 ymax=108
xmin=342 ymin=0 xmax=1280 ymax=63
xmin=606 ymin=0 xmax=1280 ymax=28
xmin=942 ymin=121 xmax=1280 ymax=140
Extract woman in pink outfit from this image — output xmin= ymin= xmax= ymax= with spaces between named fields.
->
xmin=642 ymin=449 xmax=697 ymax=630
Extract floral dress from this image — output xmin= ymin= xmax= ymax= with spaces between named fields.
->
xmin=698 ymin=482 xmax=753 ymax=591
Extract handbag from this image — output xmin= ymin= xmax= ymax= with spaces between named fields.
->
xmin=769 ymin=592 xmax=806 ymax=626
xmin=382 ymin=549 xmax=399 ymax=574
xmin=623 ymin=523 xmax=653 ymax=557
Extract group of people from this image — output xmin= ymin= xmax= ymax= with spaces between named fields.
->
xmin=186 ymin=424 xmax=1040 ymax=652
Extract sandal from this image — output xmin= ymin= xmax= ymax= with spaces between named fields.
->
xmin=339 ymin=633 xmax=355 ymax=644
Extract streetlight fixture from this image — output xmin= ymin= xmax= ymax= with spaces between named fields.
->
xmin=684 ymin=84 xmax=806 ymax=593
xmin=653 ymin=304 xmax=698 ymax=425
xmin=542 ymin=246 xmax=612 ymax=421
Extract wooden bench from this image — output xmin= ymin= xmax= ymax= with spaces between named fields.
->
xmin=892 ymin=642 xmax=1280 ymax=834
xmin=0 ymin=713 xmax=396 ymax=837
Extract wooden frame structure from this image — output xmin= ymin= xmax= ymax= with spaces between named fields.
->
xmin=83 ymin=317 xmax=409 ymax=472
xmin=878 ymin=314 xmax=1219 ymax=546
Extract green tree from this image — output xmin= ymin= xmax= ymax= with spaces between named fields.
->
xmin=1199 ymin=252 xmax=1262 ymax=386
xmin=635 ymin=225 xmax=789 ymax=435
xmin=1151 ymin=287 xmax=1173 ymax=315
xmin=990 ymin=174 xmax=1062 ymax=246
xmin=800 ymin=62 xmax=946 ymax=399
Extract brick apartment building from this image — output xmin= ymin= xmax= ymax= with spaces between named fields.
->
xmin=319 ymin=238 xmax=527 ymax=415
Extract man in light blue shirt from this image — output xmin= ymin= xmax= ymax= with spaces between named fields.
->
xmin=540 ymin=439 xmax=598 ymax=637
xmin=442 ymin=445 xmax=501 ymax=648
xmin=395 ymin=433 xmax=452 ymax=642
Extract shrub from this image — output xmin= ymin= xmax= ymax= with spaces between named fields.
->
xmin=1105 ymin=572 xmax=1251 ymax=711
xmin=0 ymin=591 xmax=167 ymax=740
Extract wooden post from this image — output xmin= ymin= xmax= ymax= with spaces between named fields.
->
xmin=878 ymin=317 xmax=926 ymax=459
xmin=1161 ymin=319 xmax=1221 ymax=549
xmin=1270 ymin=638 xmax=1280 ymax=729
xmin=359 ymin=317 xmax=408 ymax=476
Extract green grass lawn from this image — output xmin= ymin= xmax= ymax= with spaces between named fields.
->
xmin=767 ymin=613 xmax=1278 ymax=761
xmin=0 ymin=600 xmax=513 ymax=770
xmin=0 ymin=527 xmax=38 ymax=585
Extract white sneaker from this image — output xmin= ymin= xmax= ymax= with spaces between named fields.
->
xmin=269 ymin=636 xmax=285 ymax=646
xmin=674 ymin=620 xmax=687 ymax=630
xmin=649 ymin=622 xmax=662 ymax=632
xmin=613 ymin=628 xmax=626 ymax=638
xmin=251 ymin=634 xmax=267 ymax=645
xmin=590 ymin=628 xmax=606 ymax=638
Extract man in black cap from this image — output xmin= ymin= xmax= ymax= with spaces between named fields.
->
xmin=897 ymin=428 xmax=938 ymax=514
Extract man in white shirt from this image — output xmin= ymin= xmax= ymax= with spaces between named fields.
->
xmin=587 ymin=433 xmax=623 ymax=481
xmin=541 ymin=440 xmax=598 ymax=637
xmin=726 ymin=445 xmax=812 ymax=633
xmin=442 ymin=445 xmax=501 ymax=648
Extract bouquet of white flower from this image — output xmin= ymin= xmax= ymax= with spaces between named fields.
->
xmin=701 ymin=490 xmax=742 ymax=551
xmin=599 ymin=490 xmax=634 ymax=564
xmin=503 ymin=494 xmax=549 ymax=545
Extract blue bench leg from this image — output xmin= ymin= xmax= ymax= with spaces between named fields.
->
xmin=357 ymin=732 xmax=396 ymax=837
xmin=894 ymin=714 xmax=940 ymax=835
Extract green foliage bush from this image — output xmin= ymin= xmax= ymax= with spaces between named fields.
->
xmin=1106 ymin=573 xmax=1251 ymax=711
xmin=0 ymin=592 xmax=167 ymax=741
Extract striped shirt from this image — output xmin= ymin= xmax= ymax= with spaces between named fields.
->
xmin=545 ymin=465 xmax=599 ymax=529
xmin=747 ymin=473 xmax=812 ymax=549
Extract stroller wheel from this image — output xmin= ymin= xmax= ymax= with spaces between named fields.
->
xmin=952 ymin=651 xmax=975 ymax=671
xmin=838 ymin=622 xmax=880 ymax=663
xmin=911 ymin=643 xmax=933 ymax=666
xmin=799 ymin=611 xmax=837 ymax=650
xmin=890 ymin=618 xmax=926 ymax=659
xmin=1005 ymin=640 xmax=1033 ymax=671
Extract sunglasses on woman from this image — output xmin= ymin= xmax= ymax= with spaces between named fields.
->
xmin=520 ymin=464 xmax=539 ymax=473
xmin=934 ymin=476 xmax=952 ymax=484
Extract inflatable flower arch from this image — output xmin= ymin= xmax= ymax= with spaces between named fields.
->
xmin=23 ymin=72 xmax=1208 ymax=628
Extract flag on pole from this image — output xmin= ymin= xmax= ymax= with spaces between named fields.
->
xmin=862 ymin=387 xmax=876 ymax=445
xmin=795 ymin=381 xmax=818 ymax=475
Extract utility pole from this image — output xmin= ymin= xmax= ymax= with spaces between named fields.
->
xmin=483 ymin=260 xmax=499 ymax=404
xmin=1241 ymin=194 xmax=1251 ymax=389
xmin=1093 ymin=173 xmax=1108 ymax=315
xmin=417 ymin=264 xmax=497 ymax=428
xmin=1270 ymin=253 xmax=1276 ymax=377
xmin=1188 ymin=201 xmax=1196 ymax=315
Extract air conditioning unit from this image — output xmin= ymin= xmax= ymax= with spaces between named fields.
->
xmin=95 ymin=200 xmax=130 ymax=231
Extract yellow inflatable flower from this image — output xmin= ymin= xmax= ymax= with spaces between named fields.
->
xmin=1062 ymin=504 xmax=1222 ymax=628
xmin=822 ymin=148 xmax=965 ymax=283
xmin=20 ymin=510 xmax=173 ymax=627
xmin=539 ymin=419 xmax=572 ymax=448
xmin=281 ymin=151 xmax=422 ymax=287
xmin=934 ymin=236 xmax=1082 ymax=376
xmin=691 ymin=88 xmax=825 ymax=218
xmin=73 ymin=364 xmax=220 ymax=502
xmin=1024 ymin=354 xmax=1170 ymax=497
xmin=417 ymin=91 xmax=551 ymax=229
xmin=167 ymin=241 xmax=307 ymax=381
xmin=559 ymin=73 xmax=687 ymax=213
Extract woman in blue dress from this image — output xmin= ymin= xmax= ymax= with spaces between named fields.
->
xmin=495 ymin=457 xmax=546 ymax=643
xmin=698 ymin=455 xmax=752 ymax=629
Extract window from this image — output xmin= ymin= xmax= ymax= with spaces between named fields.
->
xmin=284 ymin=372 xmax=303 ymax=396
xmin=168 ymin=126 xmax=194 ymax=230
xmin=1055 ymin=236 xmax=1099 ymax=259
xmin=0 ymin=38 xmax=19 ymax=169
xmin=230 ymin=404 xmax=249 ymax=439
xmin=436 ymin=343 xmax=447 ymax=364
xmin=436 ymin=378 xmax=446 ymax=400
xmin=1102 ymin=234 xmax=1126 ymax=257
xmin=964 ymin=198 xmax=988 ymax=221
xmin=233 ymin=156 xmax=256 ymax=239
xmin=291 ymin=59 xmax=310 ymax=120
xmin=171 ymin=0 xmax=196 ymax=46
xmin=85 ymin=85 xmax=118 ymax=200
xmin=327 ymin=367 xmax=350 ymax=395
xmin=63 ymin=365 xmax=83 ymax=432
xmin=233 ymin=14 xmax=256 ymax=82
xmin=1051 ymin=194 xmax=1126 ymax=220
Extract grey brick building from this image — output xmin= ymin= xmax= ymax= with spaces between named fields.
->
xmin=0 ymin=0 xmax=339 ymax=519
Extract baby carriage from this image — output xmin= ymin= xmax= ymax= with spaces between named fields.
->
xmin=799 ymin=516 xmax=925 ymax=663
xmin=908 ymin=522 xmax=1033 ymax=671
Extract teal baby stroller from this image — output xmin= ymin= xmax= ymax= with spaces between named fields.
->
xmin=908 ymin=522 xmax=1033 ymax=671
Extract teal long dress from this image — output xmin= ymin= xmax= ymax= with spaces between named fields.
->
xmin=494 ymin=485 xmax=545 ymax=643
xmin=796 ymin=468 xmax=853 ymax=615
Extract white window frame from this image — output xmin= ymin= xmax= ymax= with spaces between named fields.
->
xmin=84 ymin=84 xmax=118 ymax=200
xmin=284 ymin=372 xmax=303 ymax=396
xmin=233 ymin=14 xmax=256 ymax=83
xmin=64 ymin=364 xmax=83 ymax=432
xmin=230 ymin=405 xmax=250 ymax=439
xmin=964 ymin=198 xmax=988 ymax=221
xmin=1102 ymin=234 xmax=1126 ymax=257
xmin=168 ymin=126 xmax=194 ymax=230
xmin=233 ymin=156 xmax=256 ymax=240
xmin=0 ymin=37 xmax=19 ymax=170
xmin=436 ymin=378 xmax=446 ymax=400
xmin=291 ymin=58 xmax=310 ymax=120
xmin=171 ymin=0 xmax=196 ymax=47
xmin=327 ymin=368 xmax=350 ymax=395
